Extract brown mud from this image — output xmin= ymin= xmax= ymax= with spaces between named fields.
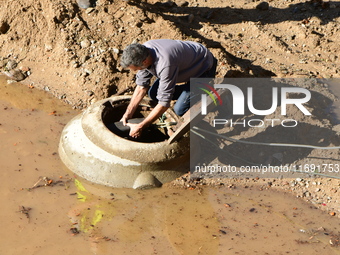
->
xmin=1 ymin=0 xmax=340 ymax=253
xmin=1 ymin=75 xmax=340 ymax=254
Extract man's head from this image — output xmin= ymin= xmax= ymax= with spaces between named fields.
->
xmin=120 ymin=43 xmax=152 ymax=71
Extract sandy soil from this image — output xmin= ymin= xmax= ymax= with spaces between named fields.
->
xmin=0 ymin=0 xmax=340 ymax=217
xmin=1 ymin=0 xmax=339 ymax=108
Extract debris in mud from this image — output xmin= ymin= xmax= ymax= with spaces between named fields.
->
xmin=70 ymin=227 xmax=80 ymax=235
xmin=26 ymin=176 xmax=72 ymax=191
xmin=219 ymin=229 xmax=227 ymax=235
xmin=93 ymin=236 xmax=116 ymax=242
xmin=29 ymin=176 xmax=54 ymax=190
xmin=294 ymin=239 xmax=318 ymax=244
xmin=17 ymin=205 xmax=32 ymax=222
xmin=249 ymin=208 xmax=257 ymax=213
xmin=330 ymin=233 xmax=340 ymax=246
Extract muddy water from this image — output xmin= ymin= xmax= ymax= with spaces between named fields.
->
xmin=1 ymin=75 xmax=340 ymax=255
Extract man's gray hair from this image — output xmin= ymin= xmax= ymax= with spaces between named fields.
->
xmin=120 ymin=43 xmax=149 ymax=68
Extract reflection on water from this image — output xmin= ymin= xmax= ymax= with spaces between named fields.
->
xmin=1 ymin=75 xmax=340 ymax=255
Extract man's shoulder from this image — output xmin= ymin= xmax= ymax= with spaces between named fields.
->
xmin=144 ymin=39 xmax=177 ymax=47
xmin=144 ymin=39 xmax=202 ymax=47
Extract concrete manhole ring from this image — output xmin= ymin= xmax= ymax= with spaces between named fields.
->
xmin=59 ymin=95 xmax=190 ymax=189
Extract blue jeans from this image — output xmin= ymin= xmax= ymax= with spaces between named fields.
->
xmin=148 ymin=57 xmax=218 ymax=116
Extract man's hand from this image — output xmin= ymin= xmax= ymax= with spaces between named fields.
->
xmin=120 ymin=113 xmax=131 ymax=126
xmin=120 ymin=86 xmax=148 ymax=125
xmin=126 ymin=104 xmax=169 ymax=139
xmin=126 ymin=123 xmax=143 ymax=138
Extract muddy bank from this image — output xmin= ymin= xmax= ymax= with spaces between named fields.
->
xmin=1 ymin=0 xmax=340 ymax=109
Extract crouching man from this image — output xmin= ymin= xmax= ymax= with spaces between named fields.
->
xmin=120 ymin=39 xmax=217 ymax=138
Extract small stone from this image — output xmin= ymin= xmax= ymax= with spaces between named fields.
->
xmin=19 ymin=66 xmax=30 ymax=72
xmin=77 ymin=0 xmax=91 ymax=9
xmin=7 ymin=79 xmax=16 ymax=84
xmin=4 ymin=69 xmax=26 ymax=81
xmin=0 ymin=59 xmax=6 ymax=68
xmin=72 ymin=61 xmax=80 ymax=68
xmin=0 ymin=21 xmax=10 ymax=34
xmin=265 ymin=58 xmax=272 ymax=64
xmin=80 ymin=39 xmax=91 ymax=48
xmin=81 ymin=55 xmax=90 ymax=63
xmin=59 ymin=94 xmax=67 ymax=99
xmin=304 ymin=191 xmax=311 ymax=198
xmin=256 ymin=2 xmax=269 ymax=10
xmin=330 ymin=212 xmax=336 ymax=216
xmin=5 ymin=60 xmax=17 ymax=70
xmin=178 ymin=0 xmax=189 ymax=7
xmin=45 ymin=44 xmax=53 ymax=52
xmin=112 ymin=48 xmax=119 ymax=54
xmin=86 ymin=90 xmax=94 ymax=96
xmin=85 ymin=7 xmax=95 ymax=14
xmin=329 ymin=54 xmax=337 ymax=62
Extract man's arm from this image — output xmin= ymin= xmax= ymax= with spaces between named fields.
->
xmin=120 ymin=85 xmax=148 ymax=125
xmin=127 ymin=103 xmax=168 ymax=138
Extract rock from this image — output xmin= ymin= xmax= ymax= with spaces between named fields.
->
xmin=178 ymin=0 xmax=189 ymax=7
xmin=45 ymin=44 xmax=53 ymax=52
xmin=3 ymin=69 xmax=26 ymax=81
xmin=0 ymin=59 xmax=6 ymax=68
xmin=85 ymin=8 xmax=95 ymax=14
xmin=19 ymin=66 xmax=30 ymax=72
xmin=77 ymin=0 xmax=91 ymax=9
xmin=112 ymin=48 xmax=120 ymax=54
xmin=0 ymin=22 xmax=10 ymax=34
xmin=256 ymin=2 xmax=269 ymax=10
xmin=80 ymin=39 xmax=91 ymax=48
xmin=5 ymin=60 xmax=17 ymax=70
xmin=329 ymin=54 xmax=337 ymax=62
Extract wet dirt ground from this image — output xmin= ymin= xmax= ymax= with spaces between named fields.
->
xmin=1 ymin=75 xmax=340 ymax=255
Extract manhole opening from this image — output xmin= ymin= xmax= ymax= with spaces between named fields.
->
xmin=102 ymin=99 xmax=177 ymax=143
